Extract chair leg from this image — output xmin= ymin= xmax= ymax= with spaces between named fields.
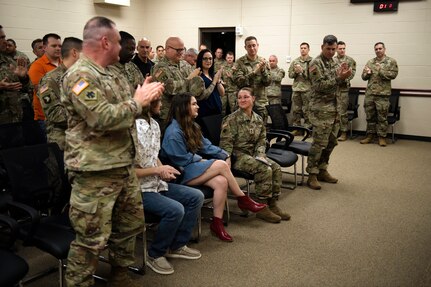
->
xmin=58 ymin=259 xmax=64 ymax=287
xmin=392 ymin=125 xmax=395 ymax=143
xmin=349 ymin=121 xmax=353 ymax=138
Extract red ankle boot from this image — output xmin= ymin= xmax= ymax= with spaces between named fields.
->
xmin=210 ymin=217 xmax=233 ymax=242
xmin=237 ymin=195 xmax=267 ymax=213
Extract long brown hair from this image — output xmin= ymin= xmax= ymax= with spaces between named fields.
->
xmin=165 ymin=93 xmax=203 ymax=153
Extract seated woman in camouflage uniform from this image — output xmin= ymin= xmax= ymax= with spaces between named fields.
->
xmin=160 ymin=93 xmax=266 ymax=242
xmin=219 ymin=87 xmax=291 ymax=223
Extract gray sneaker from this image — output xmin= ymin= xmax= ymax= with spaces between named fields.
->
xmin=165 ymin=245 xmax=202 ymax=260
xmin=146 ymin=254 xmax=174 ymax=275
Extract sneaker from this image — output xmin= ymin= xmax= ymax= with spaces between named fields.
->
xmin=146 ymin=255 xmax=174 ymax=275
xmin=165 ymin=245 xmax=202 ymax=260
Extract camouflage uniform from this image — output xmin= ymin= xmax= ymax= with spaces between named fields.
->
xmin=306 ymin=54 xmax=341 ymax=175
xmin=61 ymin=55 xmax=144 ymax=287
xmin=362 ymin=55 xmax=398 ymax=137
xmin=233 ymin=55 xmax=271 ymax=123
xmin=0 ymin=52 xmax=31 ymax=124
xmin=37 ymin=63 xmax=68 ymax=150
xmin=214 ymin=58 xmax=226 ymax=73
xmin=266 ymin=66 xmax=285 ymax=105
xmin=151 ymin=58 xmax=204 ymax=120
xmin=109 ymin=61 xmax=144 ymax=92
xmin=221 ymin=63 xmax=238 ymax=116
xmin=219 ymin=109 xmax=281 ymax=199
xmin=13 ymin=50 xmax=31 ymax=67
xmin=334 ymin=55 xmax=356 ymax=133
xmin=288 ymin=56 xmax=313 ymax=128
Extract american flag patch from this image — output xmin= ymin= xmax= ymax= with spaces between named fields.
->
xmin=72 ymin=79 xmax=89 ymax=96
xmin=39 ymin=85 xmax=48 ymax=94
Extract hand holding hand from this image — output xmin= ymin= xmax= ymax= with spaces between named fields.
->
xmin=158 ymin=165 xmax=180 ymax=181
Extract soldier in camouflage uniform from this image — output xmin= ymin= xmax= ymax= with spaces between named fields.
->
xmin=214 ymin=48 xmax=226 ymax=73
xmin=334 ymin=41 xmax=356 ymax=141
xmin=61 ymin=17 xmax=164 ymax=287
xmin=0 ymin=25 xmax=31 ymax=124
xmin=109 ymin=31 xmax=144 ymax=91
xmin=221 ymin=51 xmax=238 ymax=116
xmin=151 ymin=36 xmax=204 ymax=122
xmin=6 ymin=39 xmax=31 ymax=66
xmin=306 ymin=35 xmax=352 ymax=190
xmin=37 ymin=37 xmax=82 ymax=150
xmin=266 ymin=55 xmax=285 ymax=105
xmin=361 ymin=42 xmax=398 ymax=147
xmin=220 ymin=87 xmax=290 ymax=223
xmin=233 ymin=36 xmax=271 ymax=124
xmin=288 ymin=42 xmax=313 ymax=131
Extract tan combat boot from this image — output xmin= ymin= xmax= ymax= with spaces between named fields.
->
xmin=256 ymin=206 xmax=281 ymax=223
xmin=268 ymin=198 xmax=291 ymax=221
xmin=307 ymin=174 xmax=321 ymax=190
xmin=317 ymin=170 xmax=338 ymax=183
xmin=108 ymin=266 xmax=142 ymax=287
xmin=338 ymin=132 xmax=347 ymax=141
xmin=360 ymin=134 xmax=374 ymax=144
xmin=378 ymin=137 xmax=387 ymax=147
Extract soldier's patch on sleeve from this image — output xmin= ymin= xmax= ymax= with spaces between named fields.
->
xmin=39 ymin=85 xmax=48 ymax=94
xmin=84 ymin=90 xmax=97 ymax=101
xmin=153 ymin=69 xmax=164 ymax=80
xmin=72 ymin=79 xmax=89 ymax=96
xmin=42 ymin=95 xmax=51 ymax=104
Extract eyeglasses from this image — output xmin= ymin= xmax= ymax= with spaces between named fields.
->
xmin=202 ymin=57 xmax=213 ymax=61
xmin=140 ymin=45 xmax=151 ymax=49
xmin=167 ymin=45 xmax=185 ymax=54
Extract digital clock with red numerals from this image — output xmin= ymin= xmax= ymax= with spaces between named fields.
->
xmin=374 ymin=1 xmax=399 ymax=12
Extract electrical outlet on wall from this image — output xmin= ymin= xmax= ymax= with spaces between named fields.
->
xmin=286 ymin=56 xmax=292 ymax=63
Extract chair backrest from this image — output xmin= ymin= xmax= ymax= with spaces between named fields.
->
xmin=388 ymin=90 xmax=400 ymax=114
xmin=347 ymin=88 xmax=360 ymax=111
xmin=266 ymin=104 xmax=289 ymax=130
xmin=281 ymin=86 xmax=293 ymax=113
xmin=0 ymin=143 xmax=70 ymax=213
xmin=199 ymin=114 xmax=223 ymax=146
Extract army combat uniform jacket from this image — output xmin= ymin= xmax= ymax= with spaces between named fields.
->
xmin=61 ymin=55 xmax=142 ymax=171
xmin=362 ymin=55 xmax=398 ymax=96
xmin=151 ymin=58 xmax=204 ymax=119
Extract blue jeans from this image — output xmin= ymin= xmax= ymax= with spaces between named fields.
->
xmin=143 ymin=183 xmax=204 ymax=258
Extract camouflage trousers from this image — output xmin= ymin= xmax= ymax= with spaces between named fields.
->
xmin=66 ymin=166 xmax=144 ymax=287
xmin=364 ymin=94 xmax=390 ymax=137
xmin=233 ymin=154 xmax=281 ymax=199
xmin=306 ymin=113 xmax=339 ymax=175
xmin=222 ymin=91 xmax=238 ymax=117
xmin=338 ymin=90 xmax=349 ymax=132
xmin=292 ymin=91 xmax=311 ymax=128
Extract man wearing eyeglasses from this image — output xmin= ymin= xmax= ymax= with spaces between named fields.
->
xmin=132 ymin=37 xmax=154 ymax=78
xmin=360 ymin=42 xmax=398 ymax=147
xmin=233 ymin=36 xmax=271 ymax=123
xmin=151 ymin=37 xmax=204 ymax=122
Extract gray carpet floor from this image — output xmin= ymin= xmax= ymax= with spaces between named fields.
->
xmin=22 ymin=137 xmax=431 ymax=287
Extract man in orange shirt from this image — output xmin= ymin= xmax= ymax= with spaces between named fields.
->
xmin=28 ymin=33 xmax=61 ymax=137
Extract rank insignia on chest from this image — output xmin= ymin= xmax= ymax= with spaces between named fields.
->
xmin=85 ymin=91 xmax=97 ymax=101
xmin=42 ymin=95 xmax=51 ymax=104
xmin=72 ymin=79 xmax=89 ymax=96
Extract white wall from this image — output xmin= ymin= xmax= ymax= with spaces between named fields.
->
xmin=1 ymin=0 xmax=430 ymax=137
